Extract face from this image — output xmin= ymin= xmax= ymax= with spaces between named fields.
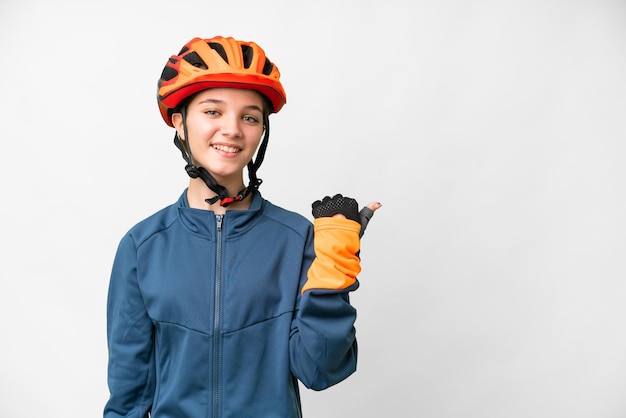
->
xmin=172 ymin=88 xmax=266 ymax=185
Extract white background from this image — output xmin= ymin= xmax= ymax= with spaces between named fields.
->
xmin=1 ymin=0 xmax=625 ymax=417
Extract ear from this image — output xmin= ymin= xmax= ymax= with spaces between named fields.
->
xmin=171 ymin=112 xmax=184 ymax=139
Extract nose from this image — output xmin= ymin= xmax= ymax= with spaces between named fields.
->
xmin=220 ymin=113 xmax=242 ymax=138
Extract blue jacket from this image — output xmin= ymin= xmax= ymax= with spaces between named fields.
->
xmin=104 ymin=191 xmax=359 ymax=417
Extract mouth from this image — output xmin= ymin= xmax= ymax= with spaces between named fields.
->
xmin=212 ymin=144 xmax=241 ymax=154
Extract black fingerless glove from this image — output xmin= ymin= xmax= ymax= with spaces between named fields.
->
xmin=311 ymin=194 xmax=361 ymax=224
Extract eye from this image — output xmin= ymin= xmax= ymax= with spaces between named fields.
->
xmin=205 ymin=110 xmax=220 ymax=116
xmin=243 ymin=115 xmax=260 ymax=124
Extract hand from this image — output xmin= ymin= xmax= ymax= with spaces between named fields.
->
xmin=312 ymin=194 xmax=382 ymax=237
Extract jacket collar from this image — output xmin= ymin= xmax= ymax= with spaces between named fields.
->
xmin=176 ymin=189 xmax=264 ymax=238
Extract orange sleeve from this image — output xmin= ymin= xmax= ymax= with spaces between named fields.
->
xmin=301 ymin=217 xmax=362 ymax=294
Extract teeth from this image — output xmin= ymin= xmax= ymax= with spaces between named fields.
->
xmin=213 ymin=144 xmax=240 ymax=153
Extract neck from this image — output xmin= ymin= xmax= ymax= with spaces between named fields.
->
xmin=186 ymin=177 xmax=250 ymax=213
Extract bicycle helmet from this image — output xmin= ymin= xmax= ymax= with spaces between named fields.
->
xmin=158 ymin=36 xmax=286 ymax=126
xmin=156 ymin=36 xmax=287 ymax=207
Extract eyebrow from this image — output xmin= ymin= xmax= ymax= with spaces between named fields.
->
xmin=197 ymin=98 xmax=263 ymax=113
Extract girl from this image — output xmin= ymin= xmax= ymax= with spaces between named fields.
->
xmin=104 ymin=36 xmax=380 ymax=418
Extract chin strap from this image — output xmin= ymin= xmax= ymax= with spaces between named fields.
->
xmin=173 ymin=107 xmax=269 ymax=207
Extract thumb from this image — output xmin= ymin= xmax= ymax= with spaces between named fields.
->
xmin=359 ymin=202 xmax=382 ymax=238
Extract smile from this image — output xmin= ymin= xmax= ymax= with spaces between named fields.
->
xmin=212 ymin=144 xmax=241 ymax=153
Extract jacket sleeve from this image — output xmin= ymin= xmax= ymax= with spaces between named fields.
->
xmin=104 ymin=234 xmax=155 ymax=418
xmin=289 ymin=217 xmax=362 ymax=391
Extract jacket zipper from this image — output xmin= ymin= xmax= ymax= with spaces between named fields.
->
xmin=213 ymin=214 xmax=224 ymax=418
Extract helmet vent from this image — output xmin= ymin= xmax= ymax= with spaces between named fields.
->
xmin=208 ymin=42 xmax=229 ymax=64
xmin=262 ymin=60 xmax=274 ymax=76
xmin=183 ymin=52 xmax=208 ymax=69
xmin=160 ymin=66 xmax=178 ymax=82
xmin=241 ymin=45 xmax=253 ymax=69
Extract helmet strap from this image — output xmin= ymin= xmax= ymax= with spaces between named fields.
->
xmin=244 ymin=112 xmax=270 ymax=198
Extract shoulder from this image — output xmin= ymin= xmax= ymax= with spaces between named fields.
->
xmin=259 ymin=198 xmax=312 ymax=238
xmin=121 ymin=202 xmax=179 ymax=248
